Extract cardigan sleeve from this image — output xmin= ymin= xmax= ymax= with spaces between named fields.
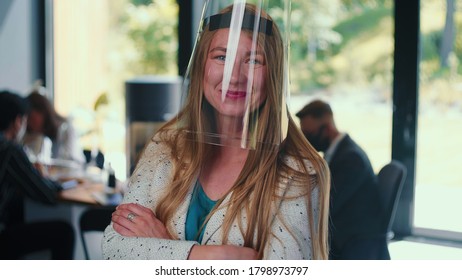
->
xmin=102 ymin=140 xmax=198 ymax=260
xmin=263 ymin=158 xmax=319 ymax=260
xmin=264 ymin=188 xmax=319 ymax=260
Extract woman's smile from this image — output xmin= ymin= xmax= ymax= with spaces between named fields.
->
xmin=224 ymin=90 xmax=247 ymax=100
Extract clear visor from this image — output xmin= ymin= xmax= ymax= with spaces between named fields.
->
xmin=179 ymin=0 xmax=291 ymax=150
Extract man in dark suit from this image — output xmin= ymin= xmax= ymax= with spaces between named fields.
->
xmin=296 ymin=100 xmax=382 ymax=259
xmin=0 ymin=90 xmax=74 ymax=259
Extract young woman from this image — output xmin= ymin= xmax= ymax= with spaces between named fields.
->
xmin=23 ymin=91 xmax=84 ymax=163
xmin=103 ymin=1 xmax=330 ymax=260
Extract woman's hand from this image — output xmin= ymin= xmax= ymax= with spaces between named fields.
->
xmin=111 ymin=203 xmax=171 ymax=239
xmin=188 ymin=245 xmax=258 ymax=260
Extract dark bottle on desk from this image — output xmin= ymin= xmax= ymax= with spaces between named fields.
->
xmin=107 ymin=163 xmax=116 ymax=189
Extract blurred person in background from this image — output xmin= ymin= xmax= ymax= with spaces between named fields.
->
xmin=23 ymin=90 xmax=85 ymax=164
xmin=0 ymin=90 xmax=74 ymax=260
xmin=296 ymin=99 xmax=382 ymax=259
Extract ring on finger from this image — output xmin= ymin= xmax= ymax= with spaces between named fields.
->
xmin=127 ymin=212 xmax=136 ymax=222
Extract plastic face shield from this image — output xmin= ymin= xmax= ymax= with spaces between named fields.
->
xmin=180 ymin=0 xmax=291 ymax=150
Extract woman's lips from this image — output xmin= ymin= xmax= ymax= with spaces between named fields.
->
xmin=225 ymin=90 xmax=246 ymax=99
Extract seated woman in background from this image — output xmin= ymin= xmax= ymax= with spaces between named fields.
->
xmin=103 ymin=1 xmax=330 ymax=260
xmin=22 ymin=91 xmax=85 ymax=164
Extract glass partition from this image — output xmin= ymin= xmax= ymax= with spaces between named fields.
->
xmin=414 ymin=0 xmax=462 ymax=237
xmin=288 ymin=0 xmax=394 ymax=173
xmin=52 ymin=0 xmax=179 ymax=179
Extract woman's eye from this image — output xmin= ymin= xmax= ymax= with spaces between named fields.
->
xmin=249 ymin=59 xmax=260 ymax=65
xmin=215 ymin=55 xmax=226 ymax=61
xmin=247 ymin=57 xmax=264 ymax=65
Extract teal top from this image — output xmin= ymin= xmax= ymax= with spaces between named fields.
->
xmin=185 ymin=181 xmax=218 ymax=243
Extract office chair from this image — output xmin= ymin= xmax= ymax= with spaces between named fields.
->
xmin=79 ymin=206 xmax=115 ymax=260
xmin=377 ymin=160 xmax=407 ymax=241
xmin=340 ymin=160 xmax=407 ymax=259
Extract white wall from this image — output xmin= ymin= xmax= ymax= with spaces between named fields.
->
xmin=0 ymin=0 xmax=41 ymax=95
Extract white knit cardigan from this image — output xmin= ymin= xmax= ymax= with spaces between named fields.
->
xmin=102 ymin=138 xmax=319 ymax=260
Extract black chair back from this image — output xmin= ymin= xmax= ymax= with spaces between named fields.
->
xmin=377 ymin=160 xmax=407 ymax=238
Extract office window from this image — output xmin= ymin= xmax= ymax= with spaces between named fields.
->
xmin=52 ymin=0 xmax=178 ymax=179
xmin=414 ymin=0 xmax=462 ymax=236
xmin=288 ymin=0 xmax=394 ymax=173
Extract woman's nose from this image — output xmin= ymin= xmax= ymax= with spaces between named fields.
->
xmin=229 ymin=60 xmax=247 ymax=83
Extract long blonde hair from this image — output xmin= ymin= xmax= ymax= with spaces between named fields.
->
xmin=153 ymin=4 xmax=330 ymax=259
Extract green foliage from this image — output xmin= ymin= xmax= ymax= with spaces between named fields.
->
xmin=311 ymin=62 xmax=337 ymax=88
xmin=330 ymin=7 xmax=391 ymax=55
xmin=288 ymin=1 xmax=394 ymax=94
xmin=455 ymin=20 xmax=462 ymax=65
xmin=421 ymin=30 xmax=442 ymax=62
xmin=118 ymin=0 xmax=178 ymax=75
xmin=340 ymin=0 xmax=392 ymax=11
xmin=420 ymin=21 xmax=462 ymax=81
xmin=130 ymin=0 xmax=152 ymax=6
xmin=267 ymin=0 xmax=285 ymax=7
xmin=364 ymin=53 xmax=392 ymax=81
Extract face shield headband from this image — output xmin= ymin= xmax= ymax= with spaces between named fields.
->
xmin=203 ymin=11 xmax=273 ymax=36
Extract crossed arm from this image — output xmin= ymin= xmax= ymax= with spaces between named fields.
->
xmin=111 ymin=203 xmax=258 ymax=260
